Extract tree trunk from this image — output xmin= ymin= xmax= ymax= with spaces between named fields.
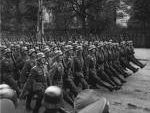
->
xmin=16 ymin=0 xmax=21 ymax=32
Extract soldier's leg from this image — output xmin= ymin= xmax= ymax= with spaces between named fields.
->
xmin=63 ymin=90 xmax=74 ymax=107
xmin=89 ymin=70 xmax=114 ymax=91
xmin=109 ymin=66 xmax=126 ymax=83
xmin=64 ymin=78 xmax=78 ymax=96
xmin=113 ymin=63 xmax=131 ymax=78
xmin=74 ymin=72 xmax=89 ymax=89
xmin=79 ymin=77 xmax=89 ymax=89
xmin=26 ymin=91 xmax=34 ymax=111
xmin=104 ymin=68 xmax=122 ymax=86
xmin=120 ymin=59 xmax=138 ymax=73
xmin=97 ymin=69 xmax=116 ymax=87
xmin=129 ymin=55 xmax=145 ymax=68
xmin=33 ymin=91 xmax=43 ymax=113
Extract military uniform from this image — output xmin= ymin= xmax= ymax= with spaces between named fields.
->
xmin=96 ymin=46 xmax=118 ymax=88
xmin=119 ymin=44 xmax=138 ymax=73
xmin=23 ymin=64 xmax=47 ymax=113
xmin=62 ymin=55 xmax=79 ymax=97
xmin=20 ymin=58 xmax=36 ymax=84
xmin=73 ymin=55 xmax=89 ymax=89
xmin=50 ymin=54 xmax=74 ymax=106
xmin=86 ymin=49 xmax=114 ymax=91
xmin=1 ymin=54 xmax=20 ymax=96
xmin=127 ymin=43 xmax=145 ymax=68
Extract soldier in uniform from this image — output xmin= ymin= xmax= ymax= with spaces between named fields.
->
xmin=21 ymin=52 xmax=48 ymax=113
xmin=20 ymin=49 xmax=37 ymax=85
xmin=86 ymin=45 xmax=114 ymax=91
xmin=126 ymin=41 xmax=145 ymax=68
xmin=62 ymin=45 xmax=79 ymax=97
xmin=102 ymin=43 xmax=123 ymax=87
xmin=96 ymin=43 xmax=120 ymax=90
xmin=20 ymin=48 xmax=37 ymax=111
xmin=50 ymin=50 xmax=74 ymax=107
xmin=73 ymin=45 xmax=89 ymax=89
xmin=1 ymin=48 xmax=20 ymax=96
xmin=119 ymin=41 xmax=139 ymax=73
xmin=106 ymin=42 xmax=127 ymax=84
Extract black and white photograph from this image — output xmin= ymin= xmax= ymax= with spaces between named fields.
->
xmin=0 ymin=0 xmax=150 ymax=113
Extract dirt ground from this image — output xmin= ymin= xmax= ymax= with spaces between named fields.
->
xmin=16 ymin=49 xmax=150 ymax=113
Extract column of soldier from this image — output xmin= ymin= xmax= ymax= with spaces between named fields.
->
xmin=0 ymin=39 xmax=146 ymax=113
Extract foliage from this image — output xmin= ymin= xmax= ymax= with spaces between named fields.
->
xmin=1 ymin=0 xmax=118 ymax=34
xmin=129 ymin=0 xmax=150 ymax=27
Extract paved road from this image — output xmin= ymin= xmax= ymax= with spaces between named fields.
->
xmin=16 ymin=49 xmax=150 ymax=113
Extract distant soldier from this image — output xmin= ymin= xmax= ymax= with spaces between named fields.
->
xmin=119 ymin=41 xmax=138 ymax=73
xmin=73 ymin=45 xmax=89 ymax=89
xmin=62 ymin=45 xmax=79 ymax=97
xmin=86 ymin=45 xmax=114 ymax=91
xmin=126 ymin=41 xmax=145 ymax=68
xmin=96 ymin=43 xmax=120 ymax=90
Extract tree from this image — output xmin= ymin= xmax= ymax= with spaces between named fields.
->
xmin=129 ymin=0 xmax=150 ymax=28
xmin=1 ymin=0 xmax=38 ymax=32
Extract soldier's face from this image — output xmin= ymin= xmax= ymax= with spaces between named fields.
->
xmin=24 ymin=51 xmax=28 ymax=55
xmin=91 ymin=49 xmax=96 ymax=53
xmin=78 ymin=50 xmax=82 ymax=55
xmin=31 ymin=52 xmax=36 ymax=58
xmin=5 ymin=52 xmax=11 ymax=58
xmin=41 ymin=57 xmax=46 ymax=64
xmin=69 ymin=50 xmax=73 ymax=55
xmin=58 ymin=55 xmax=63 ymax=61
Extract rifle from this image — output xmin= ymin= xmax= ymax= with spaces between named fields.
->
xmin=11 ymin=51 xmax=21 ymax=87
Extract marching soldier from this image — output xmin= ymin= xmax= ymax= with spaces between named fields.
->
xmin=126 ymin=41 xmax=145 ymax=68
xmin=73 ymin=45 xmax=89 ymax=89
xmin=20 ymin=48 xmax=37 ymax=111
xmin=20 ymin=49 xmax=37 ymax=84
xmin=62 ymin=45 xmax=79 ymax=97
xmin=1 ymin=48 xmax=20 ymax=96
xmin=20 ymin=52 xmax=48 ymax=113
xmin=86 ymin=45 xmax=115 ymax=91
xmin=50 ymin=50 xmax=74 ymax=106
xmin=119 ymin=41 xmax=139 ymax=73
xmin=96 ymin=43 xmax=120 ymax=90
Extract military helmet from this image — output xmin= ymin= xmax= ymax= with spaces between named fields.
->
xmin=29 ymin=49 xmax=36 ymax=55
xmin=36 ymin=52 xmax=45 ymax=60
xmin=55 ymin=50 xmax=63 ymax=56
xmin=76 ymin=45 xmax=83 ymax=51
xmin=22 ymin=47 xmax=28 ymax=51
xmin=43 ymin=86 xmax=63 ymax=109
xmin=65 ymin=45 xmax=73 ymax=51
xmin=88 ymin=45 xmax=96 ymax=51
xmin=4 ymin=48 xmax=11 ymax=54
xmin=0 ymin=84 xmax=17 ymax=106
xmin=0 ymin=84 xmax=10 ymax=90
xmin=35 ymin=46 xmax=40 ymax=50
xmin=44 ymin=47 xmax=50 ymax=53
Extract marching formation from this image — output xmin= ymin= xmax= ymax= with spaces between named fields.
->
xmin=0 ymin=39 xmax=145 ymax=113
